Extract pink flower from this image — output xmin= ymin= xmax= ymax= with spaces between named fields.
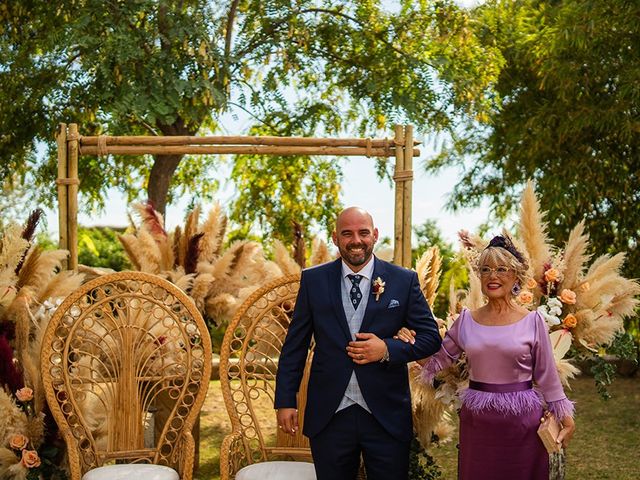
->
xmin=9 ymin=433 xmax=29 ymax=450
xmin=517 ymin=290 xmax=534 ymax=305
xmin=544 ymin=268 xmax=560 ymax=283
xmin=579 ymin=282 xmax=590 ymax=292
xmin=16 ymin=387 xmax=33 ymax=402
xmin=559 ymin=289 xmax=577 ymax=305
xmin=21 ymin=449 xmax=41 ymax=468
xmin=563 ymin=314 xmax=578 ymax=329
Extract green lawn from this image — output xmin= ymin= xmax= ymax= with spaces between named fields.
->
xmin=195 ymin=375 xmax=640 ymax=480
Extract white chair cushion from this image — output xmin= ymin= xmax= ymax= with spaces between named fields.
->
xmin=236 ymin=461 xmax=316 ymax=480
xmin=82 ymin=464 xmax=179 ymax=480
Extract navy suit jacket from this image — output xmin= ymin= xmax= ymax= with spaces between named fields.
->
xmin=274 ymin=256 xmax=441 ymax=442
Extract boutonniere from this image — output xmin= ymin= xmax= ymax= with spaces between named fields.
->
xmin=372 ymin=277 xmax=385 ymax=301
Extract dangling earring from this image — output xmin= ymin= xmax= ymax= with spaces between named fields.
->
xmin=511 ymin=282 xmax=521 ymax=296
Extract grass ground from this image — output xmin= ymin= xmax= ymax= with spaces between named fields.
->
xmin=195 ymin=375 xmax=640 ymax=480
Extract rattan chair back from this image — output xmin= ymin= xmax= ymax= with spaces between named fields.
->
xmin=220 ymin=275 xmax=315 ymax=479
xmin=40 ymin=272 xmax=212 ymax=480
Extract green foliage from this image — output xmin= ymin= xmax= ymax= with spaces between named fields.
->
xmin=1 ymin=0 xmax=500 ymax=239
xmin=413 ymin=219 xmax=468 ymax=318
xmin=589 ymin=332 xmax=638 ymax=400
xmin=77 ymin=226 xmax=132 ymax=271
xmin=408 ymin=435 xmax=442 ymax=480
xmin=427 ymin=0 xmax=640 ymax=284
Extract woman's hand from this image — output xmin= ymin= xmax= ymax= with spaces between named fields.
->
xmin=557 ymin=415 xmax=575 ymax=449
xmin=394 ymin=327 xmax=416 ymax=344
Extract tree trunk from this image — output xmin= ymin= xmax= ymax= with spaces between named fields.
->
xmin=147 ymin=118 xmax=195 ymax=219
xmin=147 ymin=153 xmax=183 ymax=218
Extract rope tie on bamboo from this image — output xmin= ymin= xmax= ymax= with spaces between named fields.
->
xmin=382 ymin=138 xmax=390 ymax=156
xmin=393 ymin=170 xmax=413 ymax=182
xmin=97 ymin=135 xmax=108 ymax=157
xmin=365 ymin=137 xmax=372 ymax=157
xmin=56 ymin=178 xmax=80 ymax=185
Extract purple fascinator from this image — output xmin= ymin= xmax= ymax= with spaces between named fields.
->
xmin=487 ymin=235 xmax=526 ymax=265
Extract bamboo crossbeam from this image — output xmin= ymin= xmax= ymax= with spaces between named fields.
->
xmin=80 ymin=135 xmax=421 ymax=148
xmin=80 ymin=144 xmax=420 ymax=157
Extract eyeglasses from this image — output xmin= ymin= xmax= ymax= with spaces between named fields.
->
xmin=479 ymin=265 xmax=512 ymax=277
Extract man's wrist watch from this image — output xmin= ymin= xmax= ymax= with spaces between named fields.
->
xmin=379 ymin=346 xmax=390 ymax=363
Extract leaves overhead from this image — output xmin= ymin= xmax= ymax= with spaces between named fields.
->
xmin=1 ymin=0 xmax=498 ymax=238
xmin=427 ymin=0 xmax=640 ymax=277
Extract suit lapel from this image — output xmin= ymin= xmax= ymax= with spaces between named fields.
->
xmin=328 ymin=258 xmax=352 ymax=341
xmin=359 ymin=257 xmax=387 ymax=333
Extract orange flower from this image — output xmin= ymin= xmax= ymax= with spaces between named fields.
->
xmin=21 ymin=449 xmax=41 ymax=468
xmin=526 ymin=278 xmax=538 ymax=290
xmin=517 ymin=290 xmax=534 ymax=305
xmin=559 ymin=289 xmax=577 ymax=305
xmin=9 ymin=433 xmax=29 ymax=450
xmin=563 ymin=314 xmax=578 ymax=329
xmin=544 ymin=268 xmax=560 ymax=283
xmin=16 ymin=387 xmax=33 ymax=402
xmin=579 ymin=282 xmax=590 ymax=293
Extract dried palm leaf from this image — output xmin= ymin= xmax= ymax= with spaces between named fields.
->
xmin=273 ymin=240 xmax=301 ymax=276
xmin=417 ymin=246 xmax=442 ymax=306
xmin=310 ymin=237 xmax=332 ymax=266
xmin=117 ymin=234 xmax=142 ymax=270
xmin=181 ymin=205 xmax=201 ymax=264
xmin=518 ymin=181 xmax=552 ymax=279
xmin=463 ymin=269 xmax=484 ymax=310
xmin=559 ymin=221 xmax=591 ymax=291
xmin=185 ymin=233 xmax=205 ymax=275
xmin=136 ymin=229 xmax=162 ymax=273
xmin=205 ymin=293 xmax=237 ymax=326
xmin=199 ymin=203 xmax=227 ymax=263
xmin=556 ymin=359 xmax=580 ymax=387
xmin=15 ymin=246 xmax=42 ymax=289
xmin=37 ymin=270 xmax=85 ymax=305
xmin=207 ymin=241 xmax=248 ymax=282
xmin=0 ymin=225 xmax=29 ymax=274
xmin=132 ymin=201 xmax=167 ymax=241
xmin=190 ymin=273 xmax=214 ymax=311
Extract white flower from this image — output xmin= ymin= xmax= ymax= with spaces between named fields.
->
xmin=546 ymin=297 xmax=563 ymax=316
xmin=537 ymin=305 xmax=560 ymax=326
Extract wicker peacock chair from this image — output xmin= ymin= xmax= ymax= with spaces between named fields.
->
xmin=40 ymin=271 xmax=212 ymax=480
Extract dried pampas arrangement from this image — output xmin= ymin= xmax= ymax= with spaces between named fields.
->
xmin=0 ymin=210 xmax=84 ymax=479
xmin=116 ymin=201 xmax=334 ymax=350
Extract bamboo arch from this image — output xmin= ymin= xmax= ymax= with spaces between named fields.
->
xmin=56 ymin=123 xmax=418 ymax=270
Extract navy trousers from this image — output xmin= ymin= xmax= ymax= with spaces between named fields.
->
xmin=309 ymin=405 xmax=410 ymax=480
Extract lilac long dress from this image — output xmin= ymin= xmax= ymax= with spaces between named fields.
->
xmin=422 ymin=308 xmax=574 ymax=480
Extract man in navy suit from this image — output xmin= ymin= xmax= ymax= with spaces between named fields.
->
xmin=275 ymin=207 xmax=441 ymax=479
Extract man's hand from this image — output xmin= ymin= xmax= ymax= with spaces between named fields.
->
xmin=276 ymin=408 xmax=298 ymax=436
xmin=347 ymin=332 xmax=387 ymax=364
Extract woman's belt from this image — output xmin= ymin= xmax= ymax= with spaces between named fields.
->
xmin=468 ymin=380 xmax=533 ymax=393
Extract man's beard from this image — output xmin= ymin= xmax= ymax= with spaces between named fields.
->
xmin=340 ymin=243 xmax=373 ymax=266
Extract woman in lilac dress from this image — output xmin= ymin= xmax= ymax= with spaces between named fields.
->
xmin=404 ymin=236 xmax=575 ymax=479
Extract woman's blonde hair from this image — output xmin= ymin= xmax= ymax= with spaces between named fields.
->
xmin=474 ymin=235 xmax=530 ymax=292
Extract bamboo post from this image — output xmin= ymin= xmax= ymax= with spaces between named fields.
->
xmin=67 ymin=124 xmax=80 ymax=270
xmin=56 ymin=124 xmax=68 ymax=270
xmin=393 ymin=125 xmax=405 ymax=265
xmin=402 ymin=125 xmax=414 ymax=268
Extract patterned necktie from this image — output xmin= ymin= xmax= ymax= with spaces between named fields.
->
xmin=347 ymin=274 xmax=363 ymax=310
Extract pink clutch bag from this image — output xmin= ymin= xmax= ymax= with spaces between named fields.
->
xmin=537 ymin=412 xmax=562 ymax=453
